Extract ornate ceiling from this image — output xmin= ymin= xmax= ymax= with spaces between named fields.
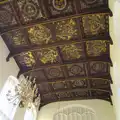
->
xmin=0 ymin=0 xmax=113 ymax=108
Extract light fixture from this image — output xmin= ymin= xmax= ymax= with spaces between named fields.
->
xmin=6 ymin=76 xmax=41 ymax=109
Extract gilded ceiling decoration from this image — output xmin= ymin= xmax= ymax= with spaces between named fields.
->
xmin=61 ymin=44 xmax=83 ymax=60
xmin=28 ymin=24 xmax=53 ymax=45
xmin=37 ymin=48 xmax=58 ymax=64
xmin=7 ymin=30 xmax=28 ymax=47
xmin=1 ymin=0 xmax=113 ymax=108
xmin=15 ymin=52 xmax=36 ymax=68
xmin=82 ymin=14 xmax=108 ymax=37
xmin=56 ymin=19 xmax=78 ymax=41
xmin=86 ymin=40 xmax=107 ymax=56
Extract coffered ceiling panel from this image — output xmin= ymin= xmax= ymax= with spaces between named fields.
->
xmin=0 ymin=0 xmax=113 ymax=108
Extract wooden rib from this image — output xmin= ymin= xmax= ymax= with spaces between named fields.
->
xmin=42 ymin=88 xmax=111 ymax=96
xmin=39 ymin=84 xmax=111 ymax=95
xmin=36 ymin=76 xmax=112 ymax=84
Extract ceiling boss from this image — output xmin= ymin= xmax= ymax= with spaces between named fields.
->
xmin=52 ymin=0 xmax=67 ymax=11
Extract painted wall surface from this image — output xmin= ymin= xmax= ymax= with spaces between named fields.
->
xmin=37 ymin=100 xmax=115 ymax=120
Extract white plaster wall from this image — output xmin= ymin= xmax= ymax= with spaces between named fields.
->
xmin=109 ymin=0 xmax=120 ymax=120
xmin=37 ymin=100 xmax=115 ymax=120
xmin=0 ymin=37 xmax=25 ymax=120
xmin=0 ymin=36 xmax=19 ymax=89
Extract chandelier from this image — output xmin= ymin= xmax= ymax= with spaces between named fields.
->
xmin=6 ymin=76 xmax=41 ymax=109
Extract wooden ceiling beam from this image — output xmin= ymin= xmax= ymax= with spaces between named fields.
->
xmin=16 ymin=57 xmax=112 ymax=78
xmin=0 ymin=8 xmax=112 ymax=35
xmin=41 ymin=88 xmax=112 ymax=96
xmin=4 ymin=37 xmax=112 ymax=61
xmin=35 ymin=75 xmax=112 ymax=84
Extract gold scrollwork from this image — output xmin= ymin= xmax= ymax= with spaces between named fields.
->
xmin=19 ymin=52 xmax=35 ymax=67
xmin=86 ymin=40 xmax=107 ymax=56
xmin=56 ymin=19 xmax=78 ymax=41
xmin=28 ymin=24 xmax=53 ymax=45
xmin=9 ymin=31 xmax=27 ymax=46
xmin=61 ymin=44 xmax=82 ymax=59
xmin=37 ymin=48 xmax=58 ymax=64
xmin=82 ymin=14 xmax=106 ymax=35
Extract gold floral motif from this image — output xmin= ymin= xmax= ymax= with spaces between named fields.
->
xmin=19 ymin=52 xmax=35 ymax=67
xmin=28 ymin=24 xmax=52 ymax=45
xmin=61 ymin=44 xmax=82 ymax=59
xmin=37 ymin=48 xmax=58 ymax=64
xmin=8 ymin=31 xmax=27 ymax=46
xmin=82 ymin=14 xmax=106 ymax=35
xmin=56 ymin=19 xmax=77 ymax=40
xmin=86 ymin=40 xmax=107 ymax=56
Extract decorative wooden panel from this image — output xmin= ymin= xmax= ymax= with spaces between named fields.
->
xmin=0 ymin=2 xmax=18 ymax=33
xmin=67 ymin=63 xmax=86 ymax=77
xmin=60 ymin=44 xmax=85 ymax=61
xmin=88 ymin=61 xmax=110 ymax=76
xmin=43 ymin=0 xmax=76 ymax=18
xmin=0 ymin=0 xmax=113 ymax=107
xmin=4 ymin=30 xmax=28 ymax=48
xmin=86 ymin=40 xmax=108 ymax=56
xmin=45 ymin=66 xmax=64 ymax=79
xmin=14 ymin=51 xmax=36 ymax=70
xmin=76 ymin=0 xmax=108 ymax=12
xmin=81 ymin=13 xmax=109 ymax=38
xmin=28 ymin=24 xmax=53 ymax=45
xmin=14 ymin=0 xmax=46 ymax=24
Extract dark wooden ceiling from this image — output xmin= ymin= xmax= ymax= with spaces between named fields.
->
xmin=0 ymin=0 xmax=113 ymax=107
